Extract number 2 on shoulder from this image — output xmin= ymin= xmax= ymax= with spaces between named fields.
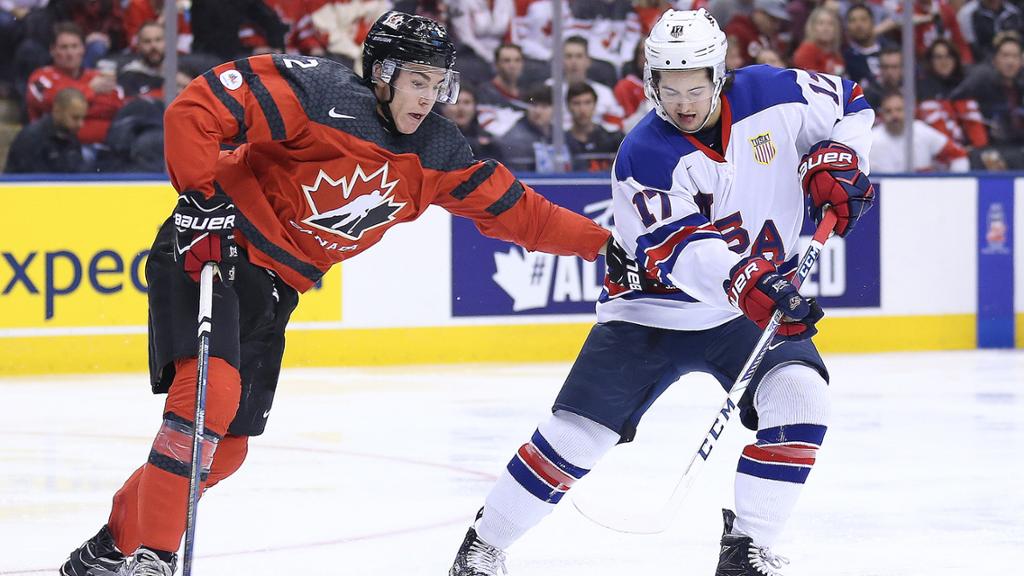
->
xmin=632 ymin=189 xmax=672 ymax=227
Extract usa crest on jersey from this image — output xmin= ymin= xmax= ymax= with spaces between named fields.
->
xmin=749 ymin=132 xmax=776 ymax=165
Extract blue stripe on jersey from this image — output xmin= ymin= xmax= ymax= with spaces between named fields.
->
xmin=841 ymin=77 xmax=872 ymax=115
xmin=756 ymin=423 xmax=828 ymax=447
xmin=614 ymin=111 xmax=697 ymax=191
xmin=726 ymin=66 xmax=808 ymax=124
xmin=507 ymin=453 xmax=565 ymax=503
xmin=737 ymin=456 xmax=813 ymax=484
xmin=632 ymin=214 xmax=710 ymax=263
xmin=530 ymin=430 xmax=589 ymax=479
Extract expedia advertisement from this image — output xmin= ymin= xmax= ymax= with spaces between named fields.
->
xmin=0 ymin=181 xmax=342 ymax=331
xmin=450 ymin=180 xmax=881 ymax=317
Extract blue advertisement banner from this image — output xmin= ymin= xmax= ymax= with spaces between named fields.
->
xmin=797 ymin=183 xmax=881 ymax=308
xmin=452 ymin=180 xmax=881 ymax=317
xmin=976 ymin=177 xmax=1015 ymax=348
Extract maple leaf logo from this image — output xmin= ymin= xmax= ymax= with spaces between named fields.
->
xmin=492 ymin=248 xmax=555 ymax=311
xmin=301 ymin=163 xmax=405 ymax=240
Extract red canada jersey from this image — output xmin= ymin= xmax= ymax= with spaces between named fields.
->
xmin=166 ymin=54 xmax=610 ymax=293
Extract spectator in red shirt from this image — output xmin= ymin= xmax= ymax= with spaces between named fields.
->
xmin=26 ymin=22 xmax=124 ymax=144
xmin=907 ymin=0 xmax=973 ymax=64
xmin=792 ymin=6 xmax=845 ymax=75
xmin=264 ymin=0 xmax=328 ymax=55
xmin=725 ymin=0 xmax=791 ymax=66
xmin=917 ymin=37 xmax=988 ymax=150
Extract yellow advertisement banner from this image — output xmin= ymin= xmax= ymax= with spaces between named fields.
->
xmin=0 ymin=182 xmax=341 ymax=333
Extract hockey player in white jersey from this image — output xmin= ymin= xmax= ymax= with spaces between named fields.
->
xmin=448 ymin=8 xmax=875 ymax=576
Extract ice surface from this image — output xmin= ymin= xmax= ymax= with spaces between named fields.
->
xmin=1 ymin=350 xmax=1021 ymax=575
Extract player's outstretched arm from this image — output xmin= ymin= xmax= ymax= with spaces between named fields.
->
xmin=164 ymin=54 xmax=310 ymax=197
xmin=433 ymin=159 xmax=611 ymax=261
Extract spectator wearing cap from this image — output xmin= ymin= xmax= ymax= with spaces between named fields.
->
xmin=442 ymin=84 xmax=506 ymax=163
xmin=725 ymin=0 xmax=791 ymax=67
xmin=26 ymin=22 xmax=124 ymax=144
xmin=793 ymin=7 xmax=845 ymax=76
xmin=842 ymin=4 xmax=892 ymax=89
xmin=477 ymin=43 xmax=529 ymax=111
xmin=5 ymin=87 xmax=89 ymax=173
xmin=863 ymin=46 xmax=902 ymax=109
xmin=917 ymin=38 xmax=988 ymax=152
xmin=870 ymin=90 xmax=969 ymax=173
xmin=565 ymin=82 xmax=623 ymax=172
xmin=951 ymin=33 xmax=1024 ymax=167
xmin=548 ymin=36 xmax=625 ymax=132
xmin=500 ymin=85 xmax=554 ymax=173
xmin=708 ymin=0 xmax=756 ymax=31
xmin=957 ymin=0 xmax=1023 ymax=61
xmin=118 ymin=21 xmax=165 ymax=98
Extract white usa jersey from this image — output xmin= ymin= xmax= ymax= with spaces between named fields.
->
xmin=598 ymin=65 xmax=874 ymax=330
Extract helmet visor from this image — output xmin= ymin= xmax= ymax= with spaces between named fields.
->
xmin=381 ymin=59 xmax=461 ymax=104
xmin=654 ymin=79 xmax=716 ymax=106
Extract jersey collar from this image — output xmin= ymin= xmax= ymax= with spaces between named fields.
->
xmin=683 ymin=95 xmax=732 ymax=163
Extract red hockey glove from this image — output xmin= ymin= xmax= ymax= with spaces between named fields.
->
xmin=799 ymin=140 xmax=875 ymax=237
xmin=173 ymin=189 xmax=237 ymax=284
xmin=724 ymin=256 xmax=824 ymax=341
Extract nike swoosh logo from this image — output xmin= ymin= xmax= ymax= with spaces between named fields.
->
xmin=328 ymin=107 xmax=355 ymax=119
xmin=767 ymin=340 xmax=785 ymax=351
xmin=263 ymin=409 xmax=271 ymax=418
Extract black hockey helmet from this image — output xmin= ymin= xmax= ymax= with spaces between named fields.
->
xmin=362 ymin=11 xmax=459 ymax=103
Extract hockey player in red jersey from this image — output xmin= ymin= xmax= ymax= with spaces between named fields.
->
xmin=59 ymin=11 xmax=611 ymax=576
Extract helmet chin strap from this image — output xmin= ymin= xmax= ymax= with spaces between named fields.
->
xmin=373 ymin=77 xmax=400 ymax=133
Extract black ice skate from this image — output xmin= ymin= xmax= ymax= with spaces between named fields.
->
xmin=715 ymin=509 xmax=790 ymax=576
xmin=59 ymin=525 xmax=126 ymax=576
xmin=89 ymin=546 xmax=178 ymax=576
xmin=449 ymin=509 xmax=508 ymax=576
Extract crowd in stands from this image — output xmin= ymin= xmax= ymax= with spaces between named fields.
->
xmin=0 ymin=0 xmax=1022 ymax=175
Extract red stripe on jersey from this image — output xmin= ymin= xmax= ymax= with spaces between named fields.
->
xmin=847 ymin=84 xmax=865 ymax=104
xmin=518 ymin=442 xmax=577 ymax=491
xmin=643 ymin=223 xmax=718 ymax=278
xmin=742 ymin=443 xmax=818 ymax=466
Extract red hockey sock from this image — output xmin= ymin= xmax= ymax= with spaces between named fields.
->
xmin=107 ymin=357 xmax=242 ymax=554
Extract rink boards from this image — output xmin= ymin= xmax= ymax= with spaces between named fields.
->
xmin=0 ymin=173 xmax=1021 ymax=375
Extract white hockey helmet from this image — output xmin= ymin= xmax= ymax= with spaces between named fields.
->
xmin=644 ymin=8 xmax=729 ymax=132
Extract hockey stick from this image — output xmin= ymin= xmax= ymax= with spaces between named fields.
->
xmin=183 ymin=262 xmax=216 ymax=576
xmin=572 ymin=210 xmax=838 ymax=534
